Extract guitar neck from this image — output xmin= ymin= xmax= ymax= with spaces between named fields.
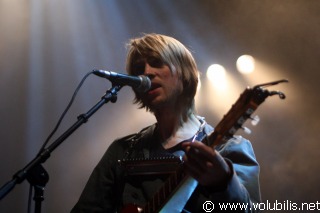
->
xmin=207 ymin=86 xmax=270 ymax=148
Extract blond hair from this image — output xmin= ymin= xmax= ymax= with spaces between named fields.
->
xmin=126 ymin=33 xmax=199 ymax=118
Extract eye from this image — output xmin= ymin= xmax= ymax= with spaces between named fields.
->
xmin=131 ymin=61 xmax=145 ymax=75
xmin=147 ymin=57 xmax=164 ymax=68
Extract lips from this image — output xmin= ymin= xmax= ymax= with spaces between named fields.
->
xmin=147 ymin=82 xmax=161 ymax=95
xmin=150 ymin=82 xmax=161 ymax=91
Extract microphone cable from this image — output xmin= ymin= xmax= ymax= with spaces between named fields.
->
xmin=37 ymin=71 xmax=94 ymax=155
xmin=27 ymin=70 xmax=94 ymax=213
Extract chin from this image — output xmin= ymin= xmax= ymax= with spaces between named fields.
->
xmin=144 ymin=100 xmax=164 ymax=111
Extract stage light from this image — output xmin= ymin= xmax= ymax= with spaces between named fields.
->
xmin=206 ymin=64 xmax=227 ymax=90
xmin=236 ymin=55 xmax=255 ymax=74
xmin=202 ymin=64 xmax=244 ymax=119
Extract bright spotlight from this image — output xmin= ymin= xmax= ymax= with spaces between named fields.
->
xmin=236 ymin=55 xmax=255 ymax=74
xmin=206 ymin=64 xmax=227 ymax=90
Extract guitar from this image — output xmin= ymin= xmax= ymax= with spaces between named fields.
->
xmin=121 ymin=79 xmax=288 ymax=213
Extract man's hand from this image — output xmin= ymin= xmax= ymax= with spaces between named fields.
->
xmin=182 ymin=141 xmax=232 ymax=187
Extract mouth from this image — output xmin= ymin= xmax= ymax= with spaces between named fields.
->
xmin=147 ymin=82 xmax=161 ymax=96
xmin=149 ymin=82 xmax=161 ymax=91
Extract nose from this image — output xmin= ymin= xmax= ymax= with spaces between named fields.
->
xmin=144 ymin=63 xmax=155 ymax=79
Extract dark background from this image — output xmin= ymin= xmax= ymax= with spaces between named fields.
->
xmin=1 ymin=1 xmax=319 ymax=212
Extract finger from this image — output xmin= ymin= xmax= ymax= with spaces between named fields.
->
xmin=183 ymin=155 xmax=206 ymax=179
xmin=183 ymin=149 xmax=220 ymax=178
xmin=183 ymin=153 xmax=207 ymax=173
xmin=183 ymin=146 xmax=207 ymax=170
xmin=183 ymin=155 xmax=220 ymax=186
xmin=183 ymin=142 xmax=229 ymax=177
xmin=182 ymin=141 xmax=217 ymax=162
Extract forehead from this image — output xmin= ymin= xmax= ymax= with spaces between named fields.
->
xmin=130 ymin=49 xmax=165 ymax=66
xmin=128 ymin=43 xmax=177 ymax=75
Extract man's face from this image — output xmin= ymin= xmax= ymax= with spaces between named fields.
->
xmin=139 ymin=61 xmax=183 ymax=111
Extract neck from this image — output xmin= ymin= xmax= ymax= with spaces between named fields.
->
xmin=154 ymin=108 xmax=192 ymax=142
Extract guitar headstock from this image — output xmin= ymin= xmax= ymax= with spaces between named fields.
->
xmin=207 ymin=79 xmax=288 ymax=148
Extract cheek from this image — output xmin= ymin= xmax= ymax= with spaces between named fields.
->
xmin=170 ymin=76 xmax=183 ymax=94
xmin=161 ymin=66 xmax=183 ymax=93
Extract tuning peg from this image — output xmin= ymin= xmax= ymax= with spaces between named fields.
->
xmin=241 ymin=126 xmax=252 ymax=134
xmin=250 ymin=115 xmax=260 ymax=126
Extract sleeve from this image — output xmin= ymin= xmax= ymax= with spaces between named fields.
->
xmin=218 ymin=136 xmax=261 ymax=205
xmin=70 ymin=138 xmax=128 ymax=213
xmin=184 ymin=135 xmax=261 ymax=213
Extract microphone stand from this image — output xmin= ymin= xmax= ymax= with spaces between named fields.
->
xmin=0 ymin=84 xmax=122 ymax=213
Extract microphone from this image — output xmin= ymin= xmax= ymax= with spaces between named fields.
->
xmin=93 ymin=70 xmax=151 ymax=92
